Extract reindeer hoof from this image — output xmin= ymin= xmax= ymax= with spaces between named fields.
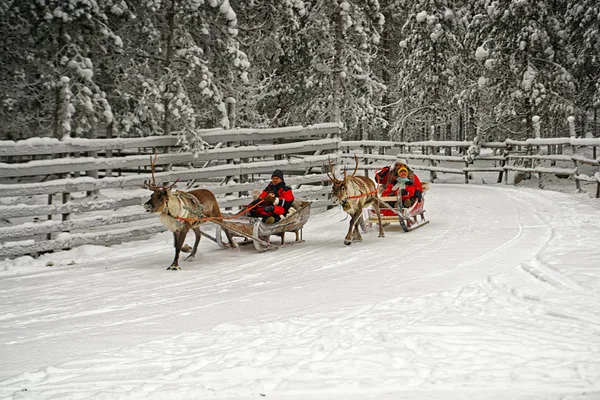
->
xmin=378 ymin=234 xmax=385 ymax=238
xmin=167 ymin=265 xmax=181 ymax=270
xmin=181 ymin=244 xmax=192 ymax=253
xmin=185 ymin=255 xmax=195 ymax=262
xmin=344 ymin=240 xmax=352 ymax=245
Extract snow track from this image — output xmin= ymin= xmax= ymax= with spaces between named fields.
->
xmin=1 ymin=184 xmax=599 ymax=399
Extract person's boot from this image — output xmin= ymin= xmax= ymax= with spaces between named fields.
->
xmin=265 ymin=216 xmax=275 ymax=224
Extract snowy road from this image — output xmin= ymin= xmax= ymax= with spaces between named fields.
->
xmin=1 ymin=184 xmax=599 ymax=399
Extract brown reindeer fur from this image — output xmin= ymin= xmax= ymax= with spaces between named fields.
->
xmin=145 ymin=188 xmax=236 ymax=270
xmin=328 ymin=156 xmax=385 ymax=245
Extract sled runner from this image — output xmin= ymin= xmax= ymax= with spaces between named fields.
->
xmin=364 ymin=176 xmax=429 ymax=233
xmin=212 ymin=200 xmax=312 ymax=251
xmin=364 ymin=196 xmax=429 ymax=232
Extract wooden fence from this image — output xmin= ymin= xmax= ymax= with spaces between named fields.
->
xmin=341 ymin=137 xmax=600 ymax=196
xmin=2 ymin=125 xmax=599 ymax=259
xmin=0 ymin=123 xmax=340 ymax=258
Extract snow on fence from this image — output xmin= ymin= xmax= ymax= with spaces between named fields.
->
xmin=341 ymin=137 xmax=600 ymax=196
xmin=3 ymin=124 xmax=599 ymax=259
xmin=0 ymin=124 xmax=341 ymax=258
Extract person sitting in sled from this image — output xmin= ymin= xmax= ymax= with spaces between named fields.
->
xmin=380 ymin=158 xmax=423 ymax=208
xmin=376 ymin=157 xmax=408 ymax=195
xmin=247 ymin=169 xmax=294 ymax=224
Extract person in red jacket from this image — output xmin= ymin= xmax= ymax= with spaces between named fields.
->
xmin=381 ymin=159 xmax=423 ymax=208
xmin=248 ymin=169 xmax=295 ymax=224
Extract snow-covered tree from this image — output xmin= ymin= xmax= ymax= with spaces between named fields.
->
xmin=239 ymin=0 xmax=386 ymax=138
xmin=110 ymin=0 xmax=248 ymax=150
xmin=390 ymin=0 xmax=466 ymax=141
xmin=469 ymin=0 xmax=575 ymax=138
xmin=0 ymin=0 xmax=128 ymax=139
xmin=566 ymin=0 xmax=600 ymax=137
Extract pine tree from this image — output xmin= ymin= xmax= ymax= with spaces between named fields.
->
xmin=391 ymin=0 xmax=466 ymax=141
xmin=239 ymin=0 xmax=385 ymax=137
xmin=566 ymin=0 xmax=600 ymax=136
xmin=469 ymin=0 xmax=574 ymax=138
xmin=0 ymin=0 xmax=129 ymax=139
xmin=109 ymin=0 xmax=249 ymax=150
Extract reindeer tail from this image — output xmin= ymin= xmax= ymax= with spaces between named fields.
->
xmin=422 ymin=181 xmax=430 ymax=192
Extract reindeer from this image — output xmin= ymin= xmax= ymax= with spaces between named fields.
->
xmin=143 ymin=155 xmax=237 ymax=270
xmin=327 ymin=155 xmax=385 ymax=245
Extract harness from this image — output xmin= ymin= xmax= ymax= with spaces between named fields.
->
xmin=339 ymin=178 xmax=377 ymax=210
xmin=173 ymin=197 xmax=265 ymax=224
xmin=167 ymin=191 xmax=205 ymax=229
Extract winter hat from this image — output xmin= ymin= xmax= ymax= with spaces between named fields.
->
xmin=271 ymin=169 xmax=284 ymax=180
xmin=398 ymin=166 xmax=409 ymax=178
xmin=395 ymin=156 xmax=408 ymax=166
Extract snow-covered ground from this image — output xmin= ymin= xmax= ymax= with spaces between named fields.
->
xmin=1 ymin=182 xmax=599 ymax=399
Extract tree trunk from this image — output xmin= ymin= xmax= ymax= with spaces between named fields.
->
xmin=162 ymin=0 xmax=176 ymax=136
xmin=331 ymin=1 xmax=343 ymax=126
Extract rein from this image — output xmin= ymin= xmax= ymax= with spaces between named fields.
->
xmin=174 ymin=198 xmax=265 ymax=224
xmin=346 ymin=190 xmax=377 ymax=199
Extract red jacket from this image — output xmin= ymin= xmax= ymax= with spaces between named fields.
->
xmin=258 ymin=182 xmax=294 ymax=216
xmin=381 ymin=173 xmax=422 ymax=200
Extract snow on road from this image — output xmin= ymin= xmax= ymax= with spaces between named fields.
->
xmin=0 ymin=184 xmax=599 ymax=399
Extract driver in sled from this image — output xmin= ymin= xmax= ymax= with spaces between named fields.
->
xmin=247 ymin=169 xmax=295 ymax=224
xmin=377 ymin=158 xmax=423 ymax=212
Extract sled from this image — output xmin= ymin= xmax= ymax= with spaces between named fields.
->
xmin=363 ymin=195 xmax=429 ymax=233
xmin=212 ymin=200 xmax=312 ymax=251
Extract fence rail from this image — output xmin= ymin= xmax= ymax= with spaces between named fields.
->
xmin=2 ymin=125 xmax=600 ymax=259
xmin=0 ymin=124 xmax=339 ymax=258
xmin=341 ymin=137 xmax=600 ymax=192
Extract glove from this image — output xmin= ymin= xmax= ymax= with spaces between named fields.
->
xmin=263 ymin=205 xmax=274 ymax=213
xmin=406 ymin=180 xmax=414 ymax=186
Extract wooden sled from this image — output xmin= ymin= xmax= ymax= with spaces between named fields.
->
xmin=212 ymin=200 xmax=312 ymax=251
xmin=363 ymin=196 xmax=429 ymax=233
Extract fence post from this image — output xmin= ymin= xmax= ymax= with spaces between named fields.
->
xmin=533 ymin=116 xmax=544 ymax=189
xmin=568 ymin=116 xmax=581 ymax=192
xmin=428 ymin=126 xmax=437 ymax=182
xmin=46 ymin=194 xmax=53 ymax=241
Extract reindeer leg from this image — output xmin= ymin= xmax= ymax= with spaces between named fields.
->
xmin=169 ymin=228 xmax=189 ymax=270
xmin=353 ymin=213 xmax=364 ymax=242
xmin=174 ymin=231 xmax=192 ymax=253
xmin=373 ymin=201 xmax=385 ymax=238
xmin=224 ymin=227 xmax=238 ymax=249
xmin=186 ymin=227 xmax=202 ymax=261
xmin=344 ymin=212 xmax=362 ymax=245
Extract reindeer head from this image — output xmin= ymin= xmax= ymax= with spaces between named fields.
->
xmin=143 ymin=154 xmax=178 ymax=214
xmin=327 ymin=155 xmax=359 ymax=208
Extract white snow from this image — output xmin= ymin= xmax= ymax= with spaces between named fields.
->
xmin=1 ymin=184 xmax=599 ymax=399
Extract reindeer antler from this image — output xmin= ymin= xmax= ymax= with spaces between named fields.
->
xmin=350 ymin=154 xmax=359 ymax=177
xmin=143 ymin=154 xmax=159 ymax=190
xmin=165 ymin=178 xmax=180 ymax=191
xmin=326 ymin=157 xmax=339 ymax=183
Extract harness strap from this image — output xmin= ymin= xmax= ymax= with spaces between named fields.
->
xmin=346 ymin=190 xmax=377 ymax=199
xmin=345 ymin=178 xmax=377 ymax=199
xmin=175 ymin=198 xmax=264 ymax=224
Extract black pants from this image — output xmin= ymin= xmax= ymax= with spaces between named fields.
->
xmin=400 ymin=189 xmax=422 ymax=207
xmin=249 ymin=210 xmax=281 ymax=223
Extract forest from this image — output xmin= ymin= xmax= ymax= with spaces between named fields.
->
xmin=0 ymin=0 xmax=598 ymax=147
